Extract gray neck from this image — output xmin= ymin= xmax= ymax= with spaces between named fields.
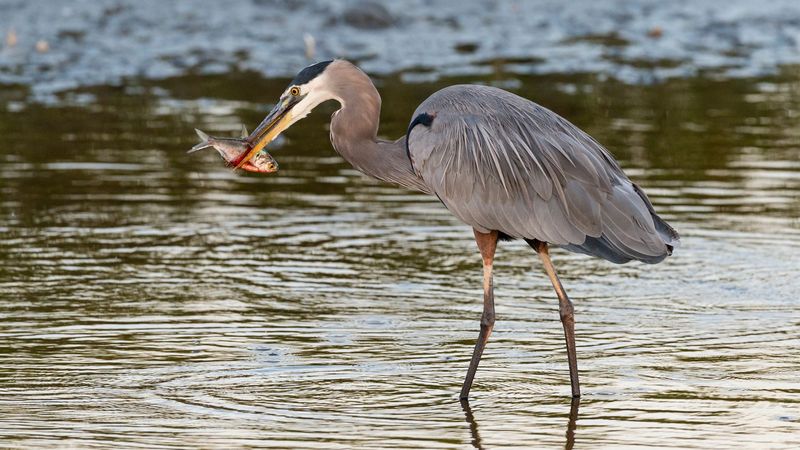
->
xmin=328 ymin=70 xmax=429 ymax=194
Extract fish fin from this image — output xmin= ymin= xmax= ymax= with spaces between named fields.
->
xmin=188 ymin=142 xmax=212 ymax=153
xmin=240 ymin=125 xmax=248 ymax=138
xmin=188 ymin=128 xmax=212 ymax=153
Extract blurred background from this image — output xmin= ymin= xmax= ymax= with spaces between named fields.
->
xmin=1 ymin=1 xmax=799 ymax=449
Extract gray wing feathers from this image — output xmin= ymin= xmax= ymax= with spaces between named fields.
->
xmin=407 ymin=84 xmax=679 ymax=264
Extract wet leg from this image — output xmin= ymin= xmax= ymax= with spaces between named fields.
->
xmin=460 ymin=229 xmax=499 ymax=400
xmin=529 ymin=240 xmax=581 ymax=398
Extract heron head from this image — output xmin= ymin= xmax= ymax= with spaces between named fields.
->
xmin=234 ymin=60 xmax=339 ymax=168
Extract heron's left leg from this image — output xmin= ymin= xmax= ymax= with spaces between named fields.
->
xmin=460 ymin=229 xmax=498 ymax=400
xmin=528 ymin=240 xmax=581 ymax=398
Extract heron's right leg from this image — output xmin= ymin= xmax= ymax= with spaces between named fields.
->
xmin=528 ymin=239 xmax=581 ymax=398
xmin=460 ymin=229 xmax=498 ymax=400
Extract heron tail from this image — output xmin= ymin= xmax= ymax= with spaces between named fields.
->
xmin=631 ymin=183 xmax=680 ymax=252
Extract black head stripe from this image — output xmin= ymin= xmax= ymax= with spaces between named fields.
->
xmin=290 ymin=60 xmax=333 ymax=86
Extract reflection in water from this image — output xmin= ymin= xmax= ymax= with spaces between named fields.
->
xmin=565 ymin=398 xmax=580 ymax=450
xmin=1 ymin=68 xmax=799 ymax=448
xmin=461 ymin=399 xmax=484 ymax=449
xmin=461 ymin=397 xmax=580 ymax=449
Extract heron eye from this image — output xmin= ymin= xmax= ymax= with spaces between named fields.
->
xmin=290 ymin=87 xmax=300 ymax=96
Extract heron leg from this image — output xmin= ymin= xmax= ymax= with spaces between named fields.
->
xmin=460 ymin=229 xmax=498 ymax=400
xmin=528 ymin=240 xmax=581 ymax=398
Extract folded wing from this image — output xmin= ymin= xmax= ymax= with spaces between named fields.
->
xmin=407 ymin=85 xmax=679 ymax=264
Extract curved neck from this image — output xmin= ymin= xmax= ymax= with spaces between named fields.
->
xmin=328 ymin=65 xmax=428 ymax=194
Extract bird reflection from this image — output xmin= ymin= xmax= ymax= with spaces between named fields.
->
xmin=460 ymin=397 xmax=580 ymax=449
xmin=460 ymin=398 xmax=484 ymax=450
xmin=565 ymin=397 xmax=580 ymax=450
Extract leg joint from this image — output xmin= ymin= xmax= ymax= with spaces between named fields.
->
xmin=559 ymin=300 xmax=574 ymax=323
xmin=480 ymin=311 xmax=495 ymax=328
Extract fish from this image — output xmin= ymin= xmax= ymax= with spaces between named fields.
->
xmin=188 ymin=126 xmax=278 ymax=173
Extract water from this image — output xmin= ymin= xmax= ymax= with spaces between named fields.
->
xmin=3 ymin=0 xmax=800 ymax=99
xmin=1 ymin=68 xmax=799 ymax=448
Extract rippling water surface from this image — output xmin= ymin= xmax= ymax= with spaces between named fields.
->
xmin=1 ymin=68 xmax=799 ymax=448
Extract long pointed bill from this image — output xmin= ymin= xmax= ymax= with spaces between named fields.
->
xmin=235 ymin=98 xmax=296 ymax=169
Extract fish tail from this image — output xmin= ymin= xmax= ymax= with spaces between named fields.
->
xmin=188 ymin=129 xmax=213 ymax=153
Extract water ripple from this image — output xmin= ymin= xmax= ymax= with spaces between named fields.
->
xmin=1 ymin=71 xmax=799 ymax=448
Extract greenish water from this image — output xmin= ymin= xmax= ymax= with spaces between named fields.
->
xmin=1 ymin=67 xmax=799 ymax=448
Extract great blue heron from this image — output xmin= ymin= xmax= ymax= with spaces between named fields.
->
xmin=235 ymin=59 xmax=680 ymax=399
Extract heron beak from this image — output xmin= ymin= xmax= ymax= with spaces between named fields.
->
xmin=235 ymin=97 xmax=299 ymax=169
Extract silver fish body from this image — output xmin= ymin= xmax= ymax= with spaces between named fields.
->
xmin=189 ymin=128 xmax=278 ymax=173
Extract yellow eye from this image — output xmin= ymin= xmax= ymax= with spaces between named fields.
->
xmin=290 ymin=86 xmax=300 ymax=96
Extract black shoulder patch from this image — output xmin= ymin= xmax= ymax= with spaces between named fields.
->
xmin=410 ymin=112 xmax=435 ymax=128
xmin=290 ymin=60 xmax=333 ymax=85
xmin=405 ymin=112 xmax=436 ymax=165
